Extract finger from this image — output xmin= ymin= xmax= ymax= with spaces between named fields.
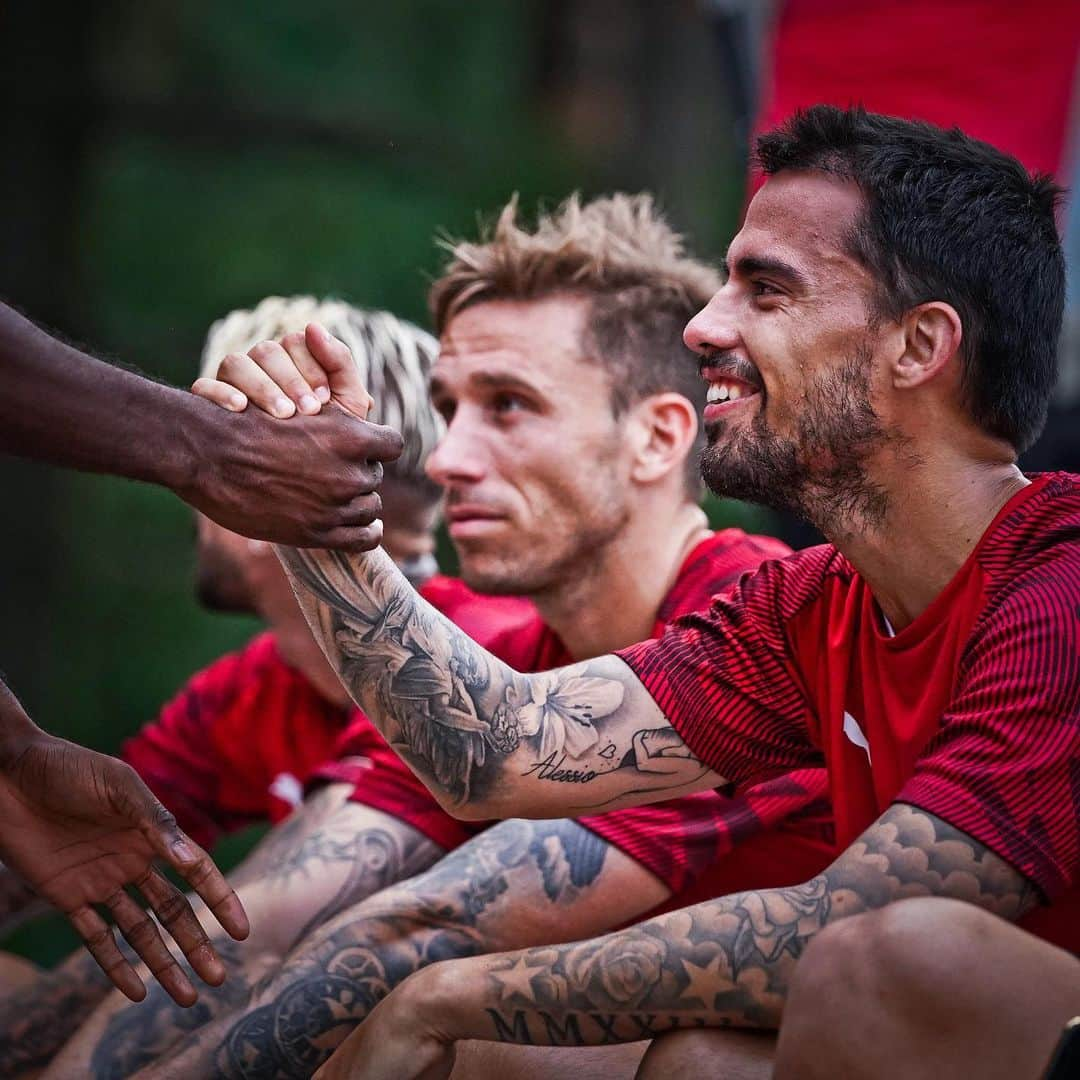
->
xmin=317 ymin=519 xmax=384 ymax=553
xmin=279 ymin=331 xmax=331 ymax=406
xmin=306 ymin=322 xmax=374 ymax=420
xmin=216 ymin=351 xmax=297 ymax=418
xmin=68 ymin=904 xmax=147 ymax=1002
xmin=106 ymin=887 xmax=199 ymax=1006
xmin=191 ymin=377 xmax=249 ymax=412
xmin=145 ymin=816 xmax=250 ymax=943
xmin=248 ymin=339 xmax=322 ymax=415
xmin=338 ymin=491 xmax=382 ymax=526
xmin=332 ymin=416 xmax=404 ymax=464
xmin=136 ymin=868 xmax=227 ymax=989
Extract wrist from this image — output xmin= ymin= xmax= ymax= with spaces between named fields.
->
xmin=157 ymin=390 xmax=219 ymax=498
xmin=0 ymin=684 xmax=45 ymax=774
xmin=398 ymin=960 xmax=483 ymax=1043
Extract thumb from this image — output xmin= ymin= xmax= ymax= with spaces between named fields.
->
xmin=306 ymin=322 xmax=375 ymax=420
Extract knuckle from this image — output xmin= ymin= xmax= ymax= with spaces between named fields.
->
xmin=183 ymin=857 xmax=215 ymax=891
xmin=155 ymin=890 xmax=193 ymax=927
xmin=218 ymin=353 xmax=243 ymax=378
xmin=125 ymin=917 xmax=160 ymax=950
xmin=249 ymin=339 xmax=278 ymax=361
xmin=86 ymin=926 xmax=115 ymax=952
xmin=152 ymin=804 xmax=179 ymax=833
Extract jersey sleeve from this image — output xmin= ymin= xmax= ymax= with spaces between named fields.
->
xmin=616 ymin=553 xmax=823 ymax=787
xmin=121 ymin=646 xmax=257 ymax=848
xmin=897 ymin=567 xmax=1080 ymax=900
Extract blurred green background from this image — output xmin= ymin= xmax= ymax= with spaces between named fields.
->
xmin=0 ymin=0 xmax=767 ymax=964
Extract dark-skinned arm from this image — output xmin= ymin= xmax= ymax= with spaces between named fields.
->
xmin=0 ymin=303 xmax=401 ymax=550
xmin=315 ymin=803 xmax=1038 ymax=1080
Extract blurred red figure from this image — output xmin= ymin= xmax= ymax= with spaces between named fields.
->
xmin=755 ymin=0 xmax=1079 ymax=184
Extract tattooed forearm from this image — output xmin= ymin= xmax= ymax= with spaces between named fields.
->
xmin=82 ymin=937 xmax=264 ymax=1080
xmin=138 ymin=819 xmax=617 ymax=1079
xmin=278 ymin=546 xmax=721 ymax=817
xmin=430 ymin=804 xmax=1040 ymax=1048
xmin=60 ymin=812 xmax=439 ymax=1080
xmin=0 ymin=949 xmax=115 ymax=1075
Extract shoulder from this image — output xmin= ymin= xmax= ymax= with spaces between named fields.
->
xmin=971 ymin=475 xmax=1080 ymax=659
xmin=695 ymin=543 xmax=853 ymax=627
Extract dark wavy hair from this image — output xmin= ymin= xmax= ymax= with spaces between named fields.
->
xmin=757 ymin=105 xmax=1065 ymax=453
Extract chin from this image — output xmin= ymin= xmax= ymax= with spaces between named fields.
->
xmin=458 ymin=563 xmax=525 ymax=596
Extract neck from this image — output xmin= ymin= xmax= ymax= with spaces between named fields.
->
xmin=822 ymin=442 xmax=1027 ymax=630
xmin=264 ymin=609 xmax=352 ymax=708
xmin=531 ymin=500 xmax=711 ymax=660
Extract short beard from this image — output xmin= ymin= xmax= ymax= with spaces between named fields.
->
xmin=701 ymin=347 xmax=894 ymax=538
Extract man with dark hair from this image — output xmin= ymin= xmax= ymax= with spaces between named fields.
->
xmin=220 ymin=108 xmax=1077 ymax=1078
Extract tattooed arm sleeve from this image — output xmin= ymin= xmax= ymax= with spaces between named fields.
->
xmin=278 ymin=546 xmax=728 ymax=819
xmin=386 ymin=804 xmax=1038 ymax=1050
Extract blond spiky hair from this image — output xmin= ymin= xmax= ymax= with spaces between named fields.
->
xmin=429 ymin=192 xmax=721 ymax=332
xmin=201 ymin=295 xmax=443 ymax=486
xmin=429 ymin=194 xmax=721 ymax=496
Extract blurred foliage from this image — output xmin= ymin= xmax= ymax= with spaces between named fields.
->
xmin=2 ymin=0 xmax=758 ymax=966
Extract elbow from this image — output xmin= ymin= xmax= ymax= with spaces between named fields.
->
xmin=434 ymin=790 xmax=530 ymax=823
xmin=445 ymin=800 xmax=490 ymax=822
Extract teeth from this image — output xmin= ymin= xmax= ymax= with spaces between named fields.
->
xmin=707 ymin=384 xmax=730 ymax=403
xmin=729 ymin=385 xmax=742 ymax=400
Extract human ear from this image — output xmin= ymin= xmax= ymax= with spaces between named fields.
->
xmin=629 ymin=393 xmax=699 ymax=485
xmin=893 ymin=302 xmax=963 ymax=389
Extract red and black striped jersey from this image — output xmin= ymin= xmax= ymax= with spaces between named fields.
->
xmin=618 ymin=473 xmax=1080 ymax=949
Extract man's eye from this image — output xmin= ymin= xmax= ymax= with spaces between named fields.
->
xmin=492 ymin=393 xmax=528 ymax=415
xmin=752 ymin=280 xmax=781 ymax=298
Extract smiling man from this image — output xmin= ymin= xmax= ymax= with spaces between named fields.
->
xmin=221 ymin=107 xmax=1080 ymax=1077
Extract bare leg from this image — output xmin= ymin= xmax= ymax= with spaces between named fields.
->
xmin=774 ymin=897 xmax=1080 ymax=1080
xmin=43 ymin=788 xmax=442 ymax=1080
xmin=133 ymin=818 xmax=671 ymax=1078
xmin=636 ymin=1029 xmax=775 ymax=1080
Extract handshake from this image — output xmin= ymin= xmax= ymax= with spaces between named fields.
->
xmin=188 ymin=322 xmax=400 ymax=552
xmin=195 ymin=322 xmax=377 ymax=424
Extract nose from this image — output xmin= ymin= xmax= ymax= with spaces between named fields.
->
xmin=425 ymin=411 xmax=487 ymax=486
xmin=684 ymin=287 xmax=740 ymax=357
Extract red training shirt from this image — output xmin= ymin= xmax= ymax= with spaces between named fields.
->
xmin=618 ymin=474 xmax=1080 ymax=950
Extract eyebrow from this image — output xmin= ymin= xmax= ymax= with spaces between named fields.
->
xmin=430 ymin=369 xmax=544 ymax=399
xmin=724 ymin=251 xmax=811 ymax=291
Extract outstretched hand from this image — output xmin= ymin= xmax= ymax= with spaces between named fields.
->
xmin=0 ymin=686 xmax=249 ymax=1005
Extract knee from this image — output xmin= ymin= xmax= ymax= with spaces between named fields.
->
xmin=795 ymin=898 xmax=990 ymax=1014
xmin=777 ymin=899 xmax=998 ymax=1078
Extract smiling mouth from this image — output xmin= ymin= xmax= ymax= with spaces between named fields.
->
xmin=705 ymin=376 xmax=760 ymax=405
xmin=699 ymin=356 xmax=764 ymax=410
